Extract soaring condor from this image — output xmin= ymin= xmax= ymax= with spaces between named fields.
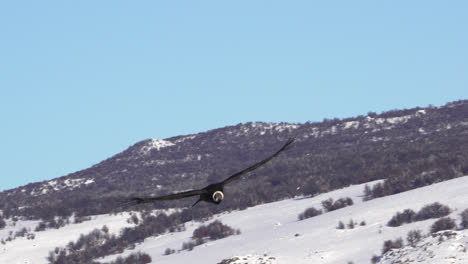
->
xmin=125 ymin=138 xmax=294 ymax=207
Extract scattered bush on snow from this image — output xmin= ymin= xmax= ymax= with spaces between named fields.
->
xmin=298 ymin=207 xmax=322 ymax=221
xmin=430 ymin=217 xmax=457 ymax=233
xmin=406 ymin=229 xmax=423 ymax=247
xmin=459 ymin=208 xmax=468 ymax=229
xmin=321 ymin=197 xmax=354 ymax=212
xmin=181 ymin=220 xmax=240 ymax=251
xmin=382 ymin=237 xmax=404 ymax=254
xmin=387 ymin=202 xmax=451 ymax=227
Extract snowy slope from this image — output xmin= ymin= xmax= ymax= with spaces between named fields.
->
xmin=0 ymin=213 xmax=136 ymax=264
xmin=99 ymin=176 xmax=468 ymax=264
xmin=2 ymin=176 xmax=468 ymax=264
xmin=379 ymin=230 xmax=468 ymax=264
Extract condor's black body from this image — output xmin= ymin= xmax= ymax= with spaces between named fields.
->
xmin=125 ymin=138 xmax=294 ymax=207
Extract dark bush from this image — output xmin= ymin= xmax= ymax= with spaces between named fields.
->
xmin=363 ymin=184 xmax=373 ymax=201
xmin=35 ymin=221 xmax=47 ymax=232
xmin=322 ymin=197 xmax=354 ymax=212
xmin=370 ymin=255 xmax=380 ymax=264
xmin=109 ymin=252 xmax=152 ymax=264
xmin=430 ymin=217 xmax=457 ymax=233
xmin=181 ymin=220 xmax=240 ymax=251
xmin=0 ymin=218 xmax=5 ymax=229
xmin=336 ymin=197 xmax=354 ymax=208
xmin=337 ymin=221 xmax=345 ymax=229
xmin=460 ymin=208 xmax=468 ymax=229
xmin=387 ymin=202 xmax=451 ymax=228
xmin=182 ymin=241 xmax=197 ymax=251
xmin=73 ymin=216 xmax=92 ymax=224
xmin=128 ymin=214 xmax=139 ymax=225
xmin=406 ymin=229 xmax=422 ymax=246
xmin=192 ymin=220 xmax=239 ymax=241
xmin=164 ymin=248 xmax=176 ymax=255
xmin=382 ymin=237 xmax=403 ymax=254
xmin=415 ymin=202 xmax=451 ymax=221
xmin=322 ymin=198 xmax=334 ymax=212
xmin=298 ymin=207 xmax=322 ymax=220
xmin=387 ymin=209 xmax=416 ymax=227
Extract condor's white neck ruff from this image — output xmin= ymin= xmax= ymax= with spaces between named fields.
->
xmin=212 ymin=191 xmax=224 ymax=202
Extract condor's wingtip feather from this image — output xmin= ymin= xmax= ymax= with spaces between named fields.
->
xmin=118 ymin=197 xmax=146 ymax=208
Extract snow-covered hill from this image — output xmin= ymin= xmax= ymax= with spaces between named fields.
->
xmin=3 ymin=100 xmax=468 ymax=228
xmin=379 ymin=230 xmax=468 ymax=264
xmin=0 ymin=213 xmax=136 ymax=264
xmin=2 ymin=176 xmax=468 ymax=264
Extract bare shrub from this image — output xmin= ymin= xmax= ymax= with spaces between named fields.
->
xmin=406 ymin=229 xmax=422 ymax=247
xmin=337 ymin=221 xmax=345 ymax=229
xmin=415 ymin=202 xmax=451 ymax=221
xmin=430 ymin=217 xmax=457 ymax=233
xmin=382 ymin=237 xmax=403 ymax=254
xmin=298 ymin=207 xmax=322 ymax=220
xmin=164 ymin=248 xmax=176 ymax=255
xmin=182 ymin=220 xmax=240 ymax=251
xmin=322 ymin=197 xmax=354 ymax=212
xmin=387 ymin=209 xmax=416 ymax=227
xmin=460 ymin=208 xmax=468 ymax=229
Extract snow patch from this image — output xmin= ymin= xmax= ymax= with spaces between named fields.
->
xmin=174 ymin=135 xmax=197 ymax=144
xmin=371 ymin=136 xmax=389 ymax=142
xmin=246 ymin=122 xmax=299 ymax=136
xmin=140 ymin=139 xmax=175 ymax=155
xmin=274 ymin=124 xmax=300 ymax=132
xmin=364 ymin=114 xmax=415 ymax=129
xmin=34 ymin=178 xmax=96 ymax=195
xmin=47 ymin=180 xmax=58 ymax=187
xmin=219 ymin=254 xmax=278 ymax=264
xmin=84 ymin=179 xmax=95 ymax=185
xmin=321 ymin=126 xmax=338 ymax=136
xmin=343 ymin=121 xmax=359 ymax=129
xmin=386 ymin=115 xmax=412 ymax=124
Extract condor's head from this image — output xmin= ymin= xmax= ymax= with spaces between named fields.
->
xmin=212 ymin=191 xmax=224 ymax=204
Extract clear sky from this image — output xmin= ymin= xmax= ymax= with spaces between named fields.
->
xmin=1 ymin=1 xmax=467 ymax=191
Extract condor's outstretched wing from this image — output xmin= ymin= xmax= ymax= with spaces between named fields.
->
xmin=124 ymin=189 xmax=205 ymax=206
xmin=220 ymin=138 xmax=294 ymax=186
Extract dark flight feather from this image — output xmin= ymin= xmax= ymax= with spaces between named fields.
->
xmin=124 ymin=189 xmax=205 ymax=206
xmin=220 ymin=138 xmax=295 ymax=186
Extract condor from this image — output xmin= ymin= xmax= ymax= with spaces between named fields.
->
xmin=125 ymin=138 xmax=294 ymax=207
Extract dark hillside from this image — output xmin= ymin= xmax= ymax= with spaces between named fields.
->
xmin=1 ymin=100 xmax=468 ymax=219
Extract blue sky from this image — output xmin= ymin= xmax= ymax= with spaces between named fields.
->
xmin=1 ymin=1 xmax=467 ymax=191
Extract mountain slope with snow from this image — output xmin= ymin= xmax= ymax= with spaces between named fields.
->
xmin=379 ymin=230 xmax=468 ymax=264
xmin=2 ymin=100 xmax=468 ymax=222
xmin=107 ymin=175 xmax=467 ymax=264
xmin=4 ymin=176 xmax=467 ymax=264
xmin=0 ymin=213 xmax=136 ymax=264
